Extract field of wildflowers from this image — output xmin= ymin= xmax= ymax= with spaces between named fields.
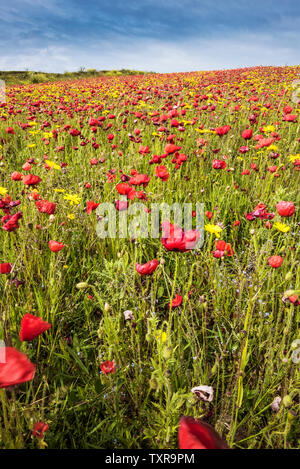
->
xmin=0 ymin=66 xmax=299 ymax=449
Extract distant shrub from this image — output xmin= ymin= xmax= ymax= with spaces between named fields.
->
xmin=29 ymin=72 xmax=48 ymax=84
xmin=86 ymin=68 xmax=98 ymax=75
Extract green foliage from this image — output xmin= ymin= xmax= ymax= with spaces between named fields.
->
xmin=0 ymin=67 xmax=299 ymax=449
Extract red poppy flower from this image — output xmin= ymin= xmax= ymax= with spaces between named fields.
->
xmin=155 ymin=165 xmax=169 ymax=181
xmin=276 ymin=201 xmax=295 ymax=217
xmin=255 ymin=137 xmax=275 ymax=149
xmin=0 ymin=262 xmax=12 ymax=274
xmin=0 ymin=347 xmax=36 ymax=389
xmin=86 ymin=201 xmax=100 ymax=214
xmin=138 ymin=145 xmax=150 ymax=155
xmin=2 ymin=212 xmax=23 ymax=232
xmin=161 ymin=221 xmax=200 ymax=252
xmin=116 ymin=200 xmax=128 ymax=211
xmin=135 ymin=191 xmax=147 ymax=201
xmin=286 ymin=294 xmax=299 ymax=306
xmin=164 ymin=144 xmax=182 ymax=155
xmin=178 ymin=416 xmax=228 ymax=449
xmin=135 ymin=259 xmax=159 ymax=276
xmin=19 ymin=313 xmax=51 ymax=342
xmin=245 ymin=203 xmax=274 ymax=221
xmin=212 ymin=159 xmax=226 ymax=170
xmin=205 ymin=211 xmax=213 ymax=220
xmin=69 ymin=129 xmax=81 ymax=136
xmin=11 ymin=171 xmax=23 ymax=181
xmin=6 ymin=127 xmax=15 ymax=134
xmin=22 ymin=162 xmax=32 ymax=171
xmin=213 ymin=240 xmax=234 ymax=257
xmin=48 ymin=240 xmax=65 ymax=252
xmin=100 ymin=360 xmax=116 ymax=374
xmin=129 ymin=174 xmax=150 ymax=187
xmin=169 ymin=294 xmax=183 ymax=308
xmin=282 ymin=114 xmax=297 ymax=122
xmin=241 ymin=128 xmax=253 ymax=139
xmin=90 ymin=158 xmax=99 ymax=165
xmin=35 ymin=200 xmax=56 ymax=215
xmin=23 ymin=174 xmax=42 ymax=186
xmin=215 ymin=125 xmax=231 ymax=136
xmin=32 ymin=422 xmax=49 ymax=439
xmin=116 ymin=183 xmax=135 ymax=200
xmin=268 ymin=255 xmax=283 ymax=268
xmin=239 ymin=146 xmax=250 ymax=154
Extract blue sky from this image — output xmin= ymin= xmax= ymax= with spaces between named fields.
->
xmin=0 ymin=0 xmax=299 ymax=72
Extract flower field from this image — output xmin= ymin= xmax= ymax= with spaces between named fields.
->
xmin=0 ymin=66 xmax=299 ymax=449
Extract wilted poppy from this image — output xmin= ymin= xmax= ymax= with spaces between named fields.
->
xmin=32 ymin=422 xmax=49 ymax=438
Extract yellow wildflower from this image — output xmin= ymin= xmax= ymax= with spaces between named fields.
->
xmin=273 ymin=222 xmax=290 ymax=233
xmin=63 ymin=193 xmax=81 ymax=206
xmin=45 ymin=159 xmax=61 ymax=170
xmin=0 ymin=186 xmax=8 ymax=196
xmin=205 ymin=224 xmax=223 ymax=237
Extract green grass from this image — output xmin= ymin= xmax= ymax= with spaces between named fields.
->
xmin=0 ymin=66 xmax=299 ymax=449
xmin=0 ymin=68 xmax=151 ymax=86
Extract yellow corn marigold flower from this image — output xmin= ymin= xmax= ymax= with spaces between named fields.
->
xmin=205 ymin=224 xmax=223 ymax=237
xmin=273 ymin=222 xmax=290 ymax=233
xmin=0 ymin=186 xmax=8 ymax=196
xmin=63 ymin=193 xmax=81 ymax=205
xmin=45 ymin=159 xmax=61 ymax=170
xmin=289 ymin=154 xmax=299 ymax=163
xmin=262 ymin=125 xmax=275 ymax=132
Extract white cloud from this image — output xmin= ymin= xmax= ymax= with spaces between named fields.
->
xmin=0 ymin=32 xmax=299 ymax=73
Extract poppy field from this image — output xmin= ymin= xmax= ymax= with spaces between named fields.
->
xmin=0 ymin=66 xmax=299 ymax=449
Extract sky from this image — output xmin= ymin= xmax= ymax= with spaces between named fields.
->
xmin=0 ymin=0 xmax=299 ymax=73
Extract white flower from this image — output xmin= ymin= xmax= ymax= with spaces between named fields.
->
xmin=123 ymin=310 xmax=134 ymax=320
xmin=270 ymin=396 xmax=281 ymax=412
xmin=191 ymin=385 xmax=214 ymax=402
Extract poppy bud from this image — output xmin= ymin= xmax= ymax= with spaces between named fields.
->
xmin=162 ymin=346 xmax=172 ymax=360
xmin=282 ymin=395 xmax=293 ymax=407
xmin=285 ymin=272 xmax=293 ymax=281
xmin=149 ymin=377 xmax=159 ymax=390
xmin=76 ymin=282 xmax=89 ymax=290
xmin=145 ymin=333 xmax=152 ymax=342
xmin=104 ymin=303 xmax=111 ymax=312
